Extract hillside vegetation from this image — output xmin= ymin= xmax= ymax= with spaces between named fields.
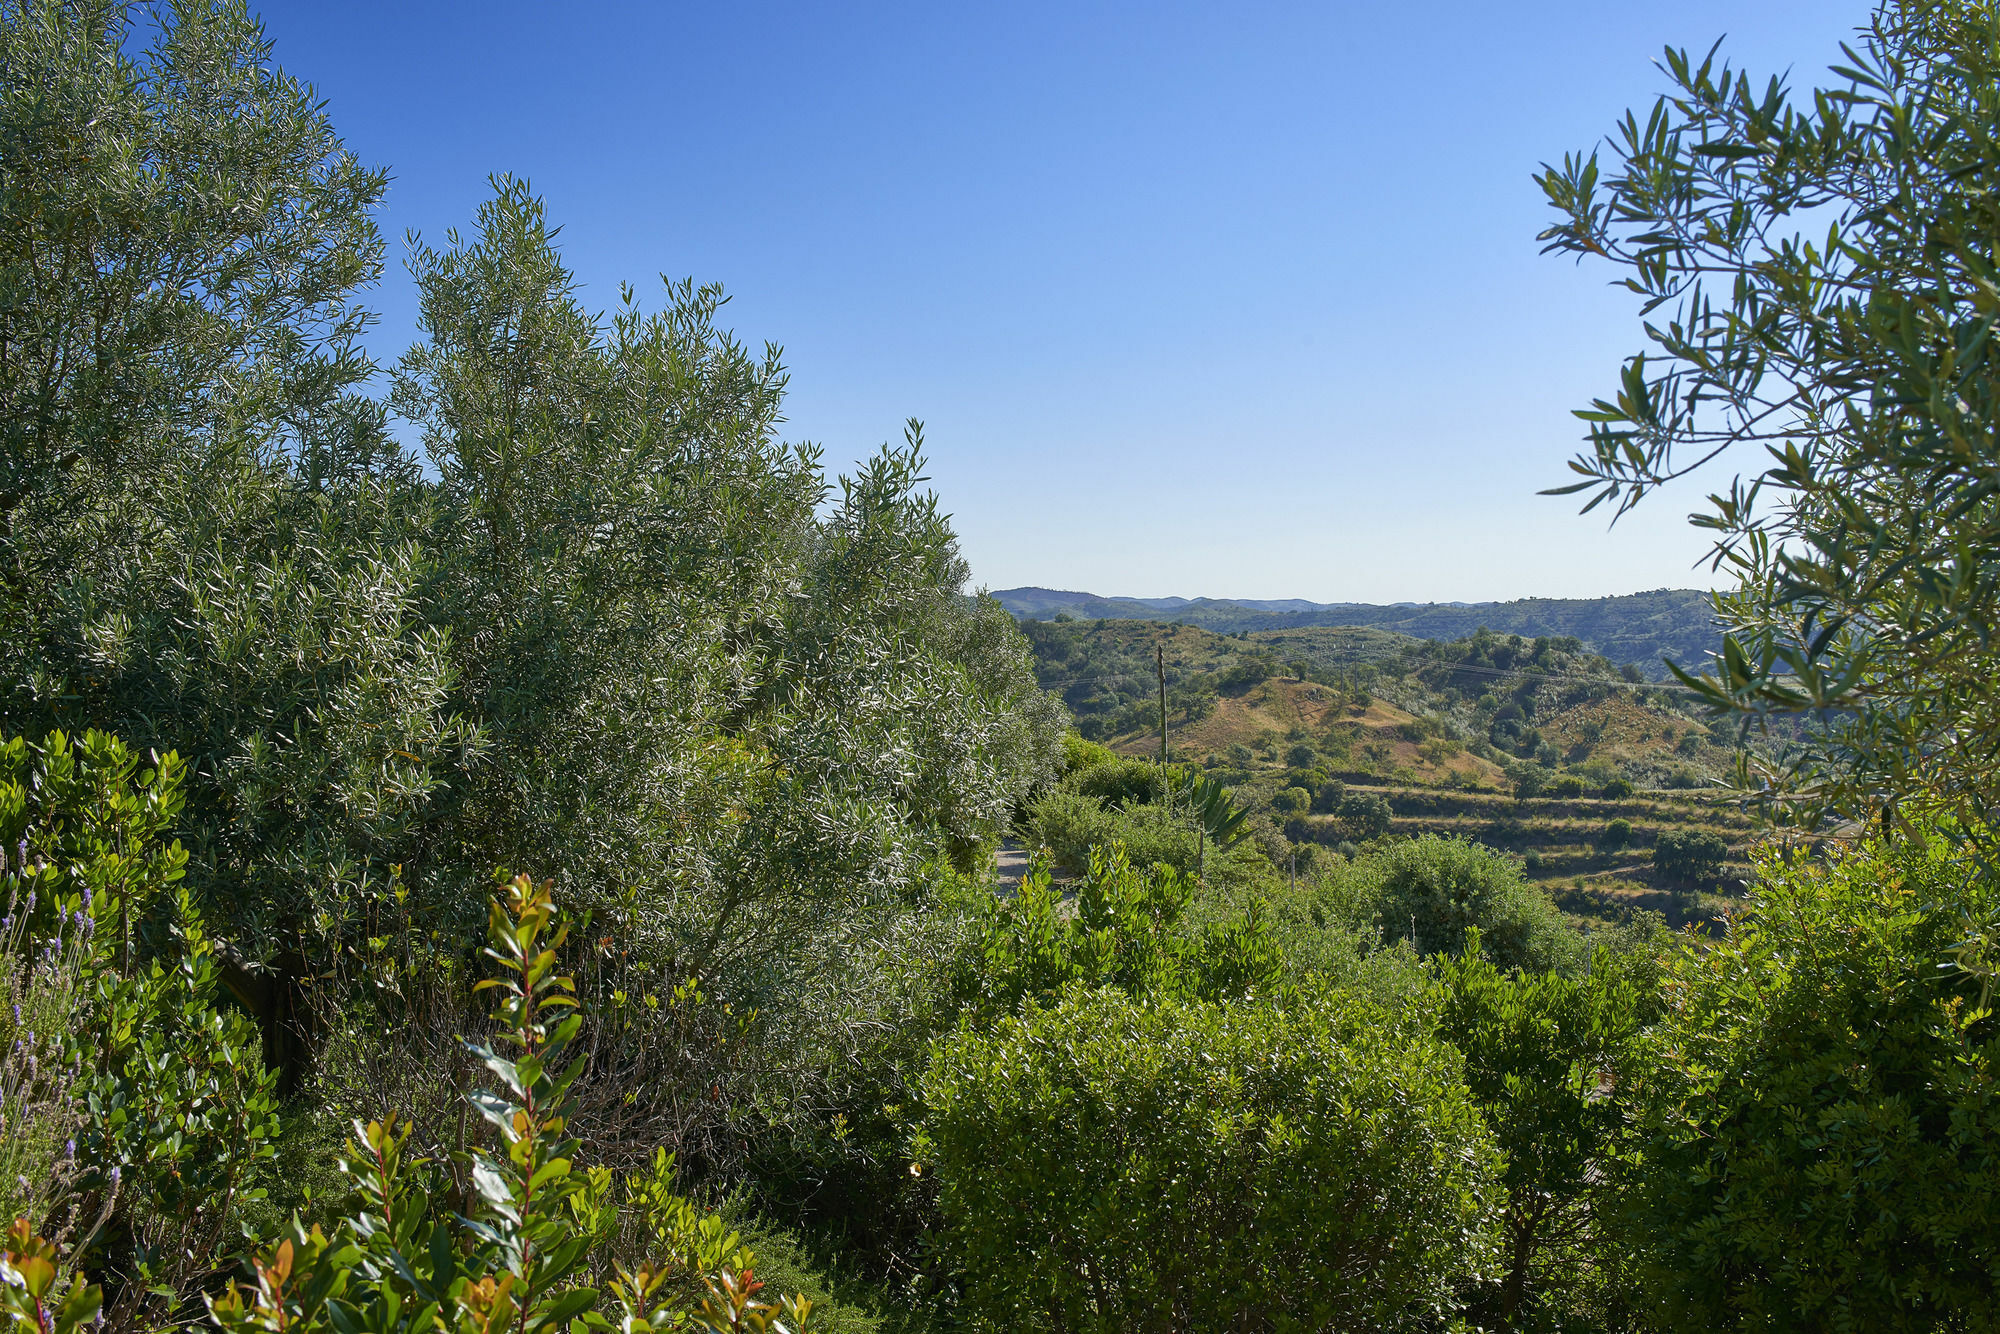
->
xmin=9 ymin=4 xmax=2000 ymax=1333
xmin=999 ymin=586 xmax=1720 ymax=676
xmin=1022 ymin=618 xmax=1755 ymax=925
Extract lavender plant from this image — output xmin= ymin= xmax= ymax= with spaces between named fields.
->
xmin=0 ymin=864 xmax=92 ymax=1240
xmin=0 ymin=730 xmax=278 ymax=1333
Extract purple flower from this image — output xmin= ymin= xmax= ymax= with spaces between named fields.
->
xmin=107 ymin=1166 xmax=121 ymax=1185
xmin=63 ymin=1140 xmax=74 ymax=1159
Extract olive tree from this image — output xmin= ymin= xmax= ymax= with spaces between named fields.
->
xmin=1538 ymin=0 xmax=2000 ymax=839
xmin=0 ymin=1 xmax=1067 ymax=1169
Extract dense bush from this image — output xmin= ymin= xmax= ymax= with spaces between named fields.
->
xmin=1331 ymin=791 xmax=1393 ymax=842
xmin=201 ymin=876 xmax=819 ymax=1334
xmin=1213 ymin=660 xmax=1272 ymax=693
xmin=1622 ymin=832 xmax=2000 ymax=1327
xmin=953 ymin=845 xmax=1279 ymax=1018
xmin=1652 ymin=828 xmax=1727 ymax=885
xmin=1318 ymin=835 xmax=1585 ymax=975
xmin=920 ymin=985 xmax=1501 ymax=1333
xmin=1071 ymin=756 xmax=1166 ymax=808
xmin=1434 ymin=940 xmax=1643 ymax=1328
xmin=1059 ymin=733 xmax=1115 ymax=775
xmin=1026 ymin=790 xmax=1197 ymax=874
xmin=1310 ymin=778 xmax=1346 ymax=813
xmin=0 ymin=731 xmax=284 ymax=1332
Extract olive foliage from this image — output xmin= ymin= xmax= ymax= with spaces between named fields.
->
xmin=1540 ymin=0 xmax=2000 ymax=839
xmin=0 ymin=0 xmax=1065 ymax=1154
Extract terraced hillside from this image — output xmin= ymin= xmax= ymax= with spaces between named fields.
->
xmin=1027 ymin=617 xmax=1770 ymax=927
xmin=1342 ymin=783 xmax=1753 ymax=925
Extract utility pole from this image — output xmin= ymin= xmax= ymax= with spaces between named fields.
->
xmin=1156 ymin=643 xmax=1170 ymax=763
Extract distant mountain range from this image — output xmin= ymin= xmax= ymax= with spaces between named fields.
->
xmin=991 ymin=587 xmax=1720 ymax=676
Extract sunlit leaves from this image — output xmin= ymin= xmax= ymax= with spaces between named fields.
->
xmin=1538 ymin=2 xmax=2000 ymax=838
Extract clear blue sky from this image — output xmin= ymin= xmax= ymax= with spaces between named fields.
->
xmin=253 ymin=1 xmax=1876 ymax=604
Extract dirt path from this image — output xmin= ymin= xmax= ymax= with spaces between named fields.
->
xmin=994 ymin=839 xmax=1031 ymax=888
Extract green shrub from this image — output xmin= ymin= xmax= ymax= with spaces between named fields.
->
xmin=1027 ymin=790 xmax=1197 ymax=875
xmin=1601 ymin=777 xmax=1635 ymax=799
xmin=86 ymin=894 xmax=282 ymax=1319
xmin=1060 ymin=733 xmax=1114 ymax=775
xmin=1215 ymin=661 xmax=1272 ymax=693
xmin=1 ymin=730 xmax=282 ymax=1329
xmin=1319 ymin=835 xmax=1585 ymax=975
xmin=1332 ymin=791 xmax=1393 ymax=842
xmin=1280 ymin=766 xmax=1324 ymax=794
xmin=1548 ymin=775 xmax=1588 ymax=798
xmin=953 ymin=845 xmax=1279 ymax=1018
xmin=1072 ymin=757 xmax=1166 ymax=807
xmin=1434 ymin=939 xmax=1643 ymax=1327
xmin=1310 ymin=779 xmax=1346 ymax=814
xmin=206 ymin=876 xmax=820 ymax=1334
xmin=921 ymin=986 xmax=1501 ymax=1332
xmin=1622 ymin=832 xmax=2000 ymax=1327
xmin=1514 ymin=767 xmax=1549 ymax=799
xmin=1284 ymin=742 xmax=1319 ymax=769
xmin=1600 ymin=817 xmax=1634 ymax=849
xmin=1272 ymin=785 xmax=1311 ymax=816
xmin=1653 ymin=829 xmax=1727 ymax=885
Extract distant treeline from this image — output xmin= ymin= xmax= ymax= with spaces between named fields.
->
xmin=995 ymin=587 xmax=1720 ymax=679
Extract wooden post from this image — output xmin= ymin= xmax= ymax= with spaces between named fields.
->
xmin=1157 ymin=643 xmax=1169 ymax=763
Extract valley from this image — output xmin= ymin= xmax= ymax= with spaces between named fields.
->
xmin=1018 ymin=615 xmax=1758 ymax=927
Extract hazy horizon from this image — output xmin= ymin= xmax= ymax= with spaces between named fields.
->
xmin=253 ymin=0 xmax=1874 ymax=603
xmin=985 ymin=584 xmax=1707 ymax=605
